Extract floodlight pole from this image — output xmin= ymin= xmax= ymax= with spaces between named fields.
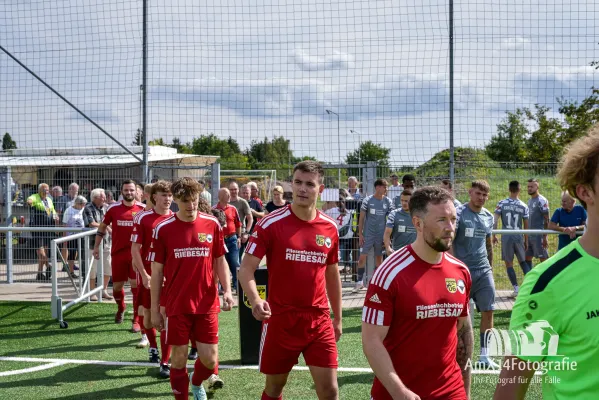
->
xmin=449 ymin=0 xmax=455 ymax=186
xmin=326 ymin=109 xmax=341 ymax=187
xmin=141 ymin=0 xmax=149 ymax=183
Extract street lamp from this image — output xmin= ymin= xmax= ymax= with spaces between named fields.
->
xmin=349 ymin=130 xmax=362 ymax=167
xmin=325 ymin=109 xmax=340 ymax=164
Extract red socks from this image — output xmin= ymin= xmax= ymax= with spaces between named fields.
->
xmin=169 ymin=367 xmax=189 ymax=400
xmin=114 ymin=289 xmax=125 ymax=313
xmin=131 ymin=287 xmax=139 ymax=320
xmin=191 ymin=359 xmax=217 ymax=386
xmin=146 ymin=326 xmax=158 ymax=349
xmin=160 ymin=330 xmax=171 ymax=365
xmin=262 ymin=392 xmax=283 ymax=400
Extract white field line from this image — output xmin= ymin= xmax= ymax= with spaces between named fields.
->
xmin=0 ymin=356 xmax=542 ymax=376
xmin=0 ymin=361 xmax=66 ymax=377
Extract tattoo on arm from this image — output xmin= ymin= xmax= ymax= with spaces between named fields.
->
xmin=457 ymin=317 xmax=474 ymax=399
xmin=486 ymin=236 xmax=493 ymax=266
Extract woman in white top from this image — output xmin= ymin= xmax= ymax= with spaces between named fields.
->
xmin=62 ymin=196 xmax=87 ymax=279
xmin=324 ymin=195 xmax=355 ymax=272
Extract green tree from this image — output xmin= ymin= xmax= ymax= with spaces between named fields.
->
xmin=2 ymin=133 xmax=17 ymax=150
xmin=171 ymin=137 xmax=191 ymax=154
xmin=246 ymin=136 xmax=294 ymax=169
xmin=524 ymin=105 xmax=563 ymax=163
xmin=485 ymin=109 xmax=529 ymax=163
xmin=344 ymin=140 xmax=390 ymax=177
xmin=557 ymin=88 xmax=599 ymax=145
xmin=132 ymin=129 xmax=143 ymax=146
xmin=148 ymin=138 xmax=166 ymax=146
xmin=189 ymin=134 xmax=241 ymax=159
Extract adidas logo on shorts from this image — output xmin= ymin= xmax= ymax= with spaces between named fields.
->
xmin=369 ymin=293 xmax=381 ymax=304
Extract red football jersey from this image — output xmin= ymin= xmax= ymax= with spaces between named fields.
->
xmin=131 ymin=208 xmax=173 ymax=274
xmin=214 ymin=203 xmax=241 ymax=236
xmin=102 ymin=201 xmax=145 ymax=254
xmin=362 ymin=245 xmax=471 ymax=400
xmin=245 ymin=205 xmax=339 ymax=315
xmin=148 ymin=212 xmax=226 ymax=317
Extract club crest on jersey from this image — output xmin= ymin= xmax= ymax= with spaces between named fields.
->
xmin=445 ymin=278 xmax=457 ymax=294
xmin=324 ymin=237 xmax=332 ymax=248
xmin=457 ymin=279 xmax=466 ymax=294
xmin=316 ymin=235 xmax=325 ymax=246
xmin=132 ymin=212 xmax=138 ymax=216
xmin=206 ymin=234 xmax=213 ymax=243
xmin=198 ymin=233 xmax=207 ymax=242
xmin=244 ymin=285 xmax=266 ymax=309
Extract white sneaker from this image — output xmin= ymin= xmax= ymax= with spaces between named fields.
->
xmin=478 ymin=355 xmax=500 ymax=370
xmin=207 ymin=374 xmax=224 ymax=392
xmin=509 ymin=290 xmax=519 ymax=299
xmin=352 ymin=282 xmax=365 ymax=293
xmin=136 ymin=334 xmax=149 ymax=348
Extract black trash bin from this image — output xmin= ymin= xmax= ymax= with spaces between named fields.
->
xmin=238 ymin=266 xmax=268 ymax=365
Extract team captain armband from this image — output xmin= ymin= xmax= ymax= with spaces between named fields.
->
xmin=96 ymin=231 xmax=106 ymax=238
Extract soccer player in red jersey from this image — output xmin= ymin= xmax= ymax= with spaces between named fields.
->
xmin=213 ymin=188 xmax=242 ymax=291
xmin=131 ymin=181 xmax=173 ymax=377
xmin=93 ymin=179 xmax=145 ymax=328
xmin=149 ymin=177 xmax=234 ymax=400
xmin=239 ymin=161 xmax=343 ymax=400
xmin=362 ymin=186 xmax=474 ymax=400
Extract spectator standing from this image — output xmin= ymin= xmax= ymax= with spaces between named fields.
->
xmin=247 ymin=181 xmax=263 ymax=207
xmin=56 ymin=183 xmax=79 ymax=216
xmin=264 ymin=185 xmax=290 ymax=214
xmin=28 ymin=183 xmax=59 ymax=281
xmin=62 ymin=196 xmax=87 ymax=280
xmin=325 ymin=195 xmax=356 ymax=273
xmin=347 ymin=176 xmax=361 ymax=200
xmin=51 ymin=186 xmax=63 ymax=202
xmin=198 ymin=179 xmax=212 ymax=205
xmin=106 ymin=190 xmax=116 ymax=205
xmin=213 ymin=188 xmax=242 ymax=292
xmin=241 ymin=184 xmax=264 ymax=234
xmin=84 ymin=188 xmax=113 ymax=300
xmin=549 ymin=191 xmax=587 ymax=250
xmin=228 ymin=182 xmax=253 ymax=262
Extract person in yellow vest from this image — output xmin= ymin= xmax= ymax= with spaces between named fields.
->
xmin=27 ymin=183 xmax=59 ymax=280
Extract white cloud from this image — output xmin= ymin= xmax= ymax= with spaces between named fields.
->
xmin=292 ymin=49 xmax=354 ymax=71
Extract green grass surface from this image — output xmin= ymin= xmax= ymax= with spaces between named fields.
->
xmin=0 ymin=301 xmax=542 ymax=399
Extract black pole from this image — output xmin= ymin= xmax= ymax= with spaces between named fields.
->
xmin=142 ymin=0 xmax=149 ymax=183
xmin=0 ymin=45 xmax=142 ymax=162
xmin=449 ymin=0 xmax=455 ymax=186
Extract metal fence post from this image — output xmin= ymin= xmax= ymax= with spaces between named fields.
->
xmin=51 ymin=239 xmax=60 ymax=319
xmin=98 ymin=239 xmax=103 ymax=303
xmin=210 ymin=161 xmax=221 ymax=207
xmin=4 ymin=167 xmax=13 ymax=283
xmin=365 ymin=161 xmax=377 ymax=197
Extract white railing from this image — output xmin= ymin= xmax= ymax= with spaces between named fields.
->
xmin=50 ymin=229 xmax=102 ymax=329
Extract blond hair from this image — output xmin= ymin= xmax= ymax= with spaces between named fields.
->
xmin=557 ymin=124 xmax=599 ymax=209
xmin=272 ymin=185 xmax=284 ymax=194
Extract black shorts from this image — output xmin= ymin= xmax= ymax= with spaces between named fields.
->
xmin=31 ymin=231 xmax=54 ymax=249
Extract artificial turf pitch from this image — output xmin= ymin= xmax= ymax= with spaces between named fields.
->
xmin=0 ymin=301 xmax=542 ymax=399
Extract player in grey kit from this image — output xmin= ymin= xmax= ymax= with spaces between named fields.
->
xmin=493 ymin=181 xmax=531 ymax=298
xmin=525 ymin=178 xmax=550 ymax=268
xmin=355 ymin=179 xmax=393 ymax=291
xmin=383 ymin=189 xmax=416 ymax=254
xmin=452 ymin=180 xmax=498 ymax=369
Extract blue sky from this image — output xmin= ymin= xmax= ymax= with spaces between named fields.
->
xmin=1 ymin=0 xmax=597 ymax=165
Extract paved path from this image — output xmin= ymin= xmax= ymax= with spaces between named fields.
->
xmin=0 ymin=282 xmax=515 ymax=310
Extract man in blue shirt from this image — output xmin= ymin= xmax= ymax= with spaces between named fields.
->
xmin=548 ymin=191 xmax=587 ymax=250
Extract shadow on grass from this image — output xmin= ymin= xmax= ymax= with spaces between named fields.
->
xmin=0 ymin=363 xmax=169 ymax=400
xmin=337 ymin=372 xmax=375 ymax=388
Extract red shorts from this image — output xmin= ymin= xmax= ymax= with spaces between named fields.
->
xmin=166 ymin=313 xmax=219 ymax=346
xmin=111 ymin=250 xmax=135 ymax=283
xmin=259 ymin=311 xmax=338 ymax=375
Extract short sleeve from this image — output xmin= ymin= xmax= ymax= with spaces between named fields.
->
xmin=509 ymin=266 xmax=559 ymax=362
xmin=233 ymin=208 xmax=241 ymax=228
xmin=243 ymin=200 xmax=251 ymax=216
xmin=362 ymin=279 xmax=396 ymax=327
xmin=327 ymin=232 xmax=339 ymax=265
xmin=494 ymin=201 xmax=502 ymax=215
xmin=62 ymin=209 xmax=70 ymax=225
xmin=360 ymin=198 xmax=368 ymax=212
xmin=386 ymin=210 xmax=395 ymax=229
xmin=523 ymin=205 xmax=530 ymax=220
xmin=459 ymin=271 xmax=472 ymax=317
xmin=255 ymin=201 xmax=264 ymax=212
xmin=455 ymin=206 xmax=463 ymax=229
xmin=550 ymin=209 xmax=560 ymax=224
xmin=581 ymin=207 xmax=588 ymax=222
xmin=213 ymin=223 xmax=227 ymax=259
xmin=540 ymin=198 xmax=550 ymax=215
xmin=388 ymin=197 xmax=395 ymax=211
xmin=149 ymin=229 xmax=167 ymax=265
xmin=131 ymin=218 xmax=144 ymax=244
xmin=245 ymin=223 xmax=269 ymax=259
xmin=102 ymin=207 xmax=113 ymax=226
